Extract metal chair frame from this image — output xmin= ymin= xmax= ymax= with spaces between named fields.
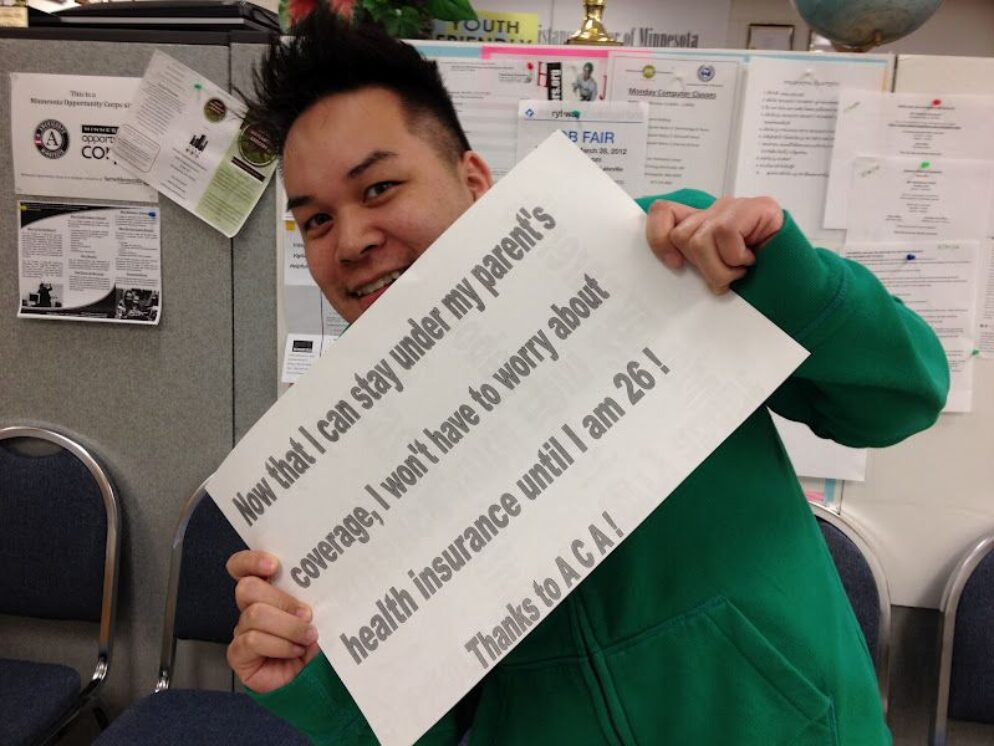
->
xmin=931 ymin=532 xmax=994 ymax=746
xmin=155 ymin=477 xmax=212 ymax=692
xmin=811 ymin=503 xmax=892 ymax=715
xmin=0 ymin=424 xmax=121 ymax=744
xmin=95 ymin=477 xmax=311 ymax=746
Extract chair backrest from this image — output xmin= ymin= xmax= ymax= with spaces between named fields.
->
xmin=933 ymin=533 xmax=994 ymax=745
xmin=157 ymin=479 xmax=247 ymax=690
xmin=0 ymin=424 xmax=121 ymax=693
xmin=811 ymin=504 xmax=891 ymax=713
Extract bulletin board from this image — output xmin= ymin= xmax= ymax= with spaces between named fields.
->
xmin=272 ymin=44 xmax=994 ymax=609
xmin=841 ymin=55 xmax=994 ymax=608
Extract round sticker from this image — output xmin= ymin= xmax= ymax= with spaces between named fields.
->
xmin=204 ymin=97 xmax=228 ymax=123
xmin=238 ymin=121 xmax=277 ymax=167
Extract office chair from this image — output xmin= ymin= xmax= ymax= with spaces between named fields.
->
xmin=0 ymin=424 xmax=121 ymax=745
xmin=931 ymin=531 xmax=994 ymax=746
xmin=811 ymin=503 xmax=891 ymax=714
xmin=95 ymin=479 xmax=308 ymax=745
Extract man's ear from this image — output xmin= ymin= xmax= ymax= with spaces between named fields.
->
xmin=460 ymin=150 xmax=493 ymax=201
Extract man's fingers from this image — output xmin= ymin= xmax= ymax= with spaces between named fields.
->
xmin=668 ymin=208 xmax=707 ymax=249
xmin=234 ymin=574 xmax=312 ymax=620
xmin=707 ymin=267 xmax=748 ymax=295
xmin=713 ymin=221 xmax=756 ymax=268
xmin=649 ymin=195 xmax=781 ymax=291
xmin=228 ymin=629 xmax=309 ymax=667
xmin=647 ymin=200 xmax=696 ymax=267
xmin=227 ymin=549 xmax=279 ymax=581
xmin=681 ymin=228 xmax=744 ymax=293
xmin=669 ymin=211 xmax=755 ymax=292
xmin=235 ymin=602 xmax=319 ymax=648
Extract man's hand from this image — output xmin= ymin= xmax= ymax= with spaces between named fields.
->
xmin=226 ymin=550 xmax=320 ymax=693
xmin=646 ymin=196 xmax=783 ymax=294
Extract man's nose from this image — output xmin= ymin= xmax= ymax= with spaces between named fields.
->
xmin=337 ymin=207 xmax=384 ymax=262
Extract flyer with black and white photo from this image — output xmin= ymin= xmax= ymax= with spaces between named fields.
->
xmin=17 ymin=201 xmax=162 ymax=325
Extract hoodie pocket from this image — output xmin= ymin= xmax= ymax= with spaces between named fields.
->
xmin=600 ymin=596 xmax=837 ymax=745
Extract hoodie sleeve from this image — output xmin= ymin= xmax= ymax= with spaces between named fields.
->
xmin=248 ymin=652 xmax=462 ymax=745
xmin=637 ymin=190 xmax=949 ymax=447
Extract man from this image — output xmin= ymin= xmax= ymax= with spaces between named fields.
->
xmin=226 ymin=8 xmax=947 ymax=744
xmin=573 ymin=61 xmax=598 ymax=101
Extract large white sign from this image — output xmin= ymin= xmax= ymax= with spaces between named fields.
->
xmin=208 ymin=134 xmax=807 ymax=746
xmin=10 ymin=73 xmax=157 ymax=202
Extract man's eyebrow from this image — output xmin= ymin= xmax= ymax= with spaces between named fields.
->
xmin=347 ymin=149 xmax=396 ymax=180
xmin=286 ymin=194 xmax=311 ymax=212
xmin=285 ymin=150 xmax=398 ymax=213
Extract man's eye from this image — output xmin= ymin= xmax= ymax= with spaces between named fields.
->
xmin=303 ymin=213 xmax=332 ymax=234
xmin=364 ymin=181 xmax=399 ymax=200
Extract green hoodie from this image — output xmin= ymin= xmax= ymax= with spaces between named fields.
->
xmin=250 ymin=190 xmax=948 ymax=745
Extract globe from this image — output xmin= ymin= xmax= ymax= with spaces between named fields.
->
xmin=791 ymin=0 xmax=944 ymax=51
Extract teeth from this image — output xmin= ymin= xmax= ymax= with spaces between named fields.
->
xmin=356 ymin=271 xmax=401 ymax=297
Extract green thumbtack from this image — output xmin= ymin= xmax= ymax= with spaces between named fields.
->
xmin=572 ymin=110 xmax=580 ymax=118
xmin=972 ymin=348 xmax=981 ymax=356
xmin=920 ymin=161 xmax=930 ymax=169
xmin=194 ymin=82 xmax=202 ymax=90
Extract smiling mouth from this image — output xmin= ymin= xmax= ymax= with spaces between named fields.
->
xmin=353 ymin=270 xmax=403 ymax=298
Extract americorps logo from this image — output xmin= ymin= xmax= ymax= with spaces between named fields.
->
xmin=34 ymin=119 xmax=69 ymax=159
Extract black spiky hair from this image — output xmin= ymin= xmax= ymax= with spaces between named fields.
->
xmin=246 ymin=5 xmax=471 ymax=162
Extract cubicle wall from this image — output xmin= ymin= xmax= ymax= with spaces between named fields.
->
xmin=0 ymin=33 xmax=251 ymax=716
xmin=232 ymin=42 xmax=280 ymax=444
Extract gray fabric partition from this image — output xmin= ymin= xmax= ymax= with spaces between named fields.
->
xmin=0 ymin=37 xmax=238 ymax=721
xmin=231 ymin=42 xmax=279 ymax=443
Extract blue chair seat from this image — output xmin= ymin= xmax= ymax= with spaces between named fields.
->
xmin=95 ymin=689 xmax=309 ymax=745
xmin=0 ymin=657 xmax=81 ymax=745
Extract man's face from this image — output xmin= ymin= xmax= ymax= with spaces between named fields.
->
xmin=283 ymin=87 xmax=492 ymax=323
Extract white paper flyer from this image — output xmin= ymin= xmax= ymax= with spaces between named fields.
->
xmin=113 ymin=51 xmax=277 ymax=237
